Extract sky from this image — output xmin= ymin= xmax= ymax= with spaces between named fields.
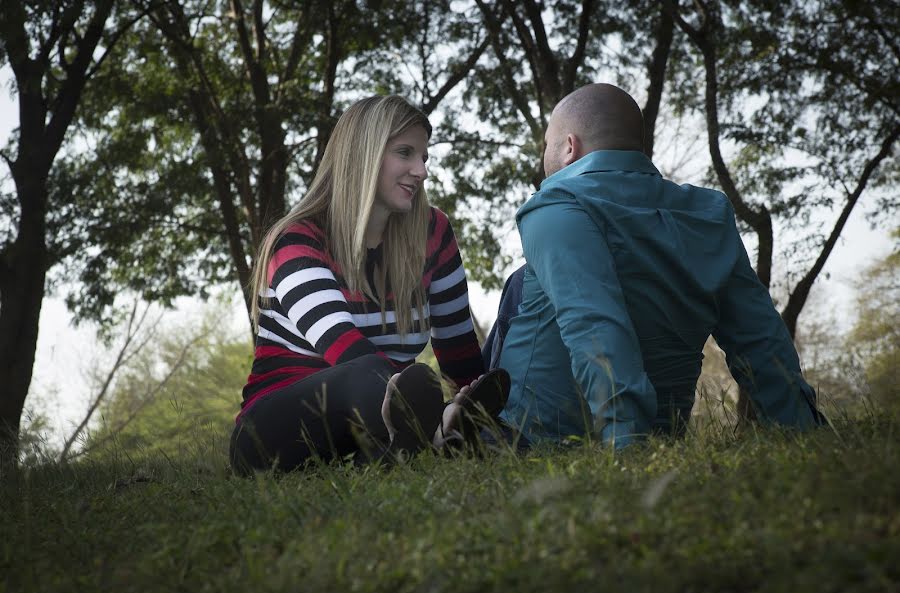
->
xmin=1 ymin=64 xmax=895 ymax=447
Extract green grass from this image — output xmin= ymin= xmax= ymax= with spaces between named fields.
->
xmin=2 ymin=405 xmax=899 ymax=593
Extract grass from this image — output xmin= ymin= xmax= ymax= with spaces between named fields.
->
xmin=2 ymin=402 xmax=898 ymax=593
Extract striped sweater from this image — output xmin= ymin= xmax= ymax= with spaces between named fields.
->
xmin=240 ymin=207 xmax=484 ymax=416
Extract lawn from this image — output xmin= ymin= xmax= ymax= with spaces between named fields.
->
xmin=2 ymin=404 xmax=898 ymax=593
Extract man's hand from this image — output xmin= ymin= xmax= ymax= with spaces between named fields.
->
xmin=380 ymin=373 xmax=401 ymax=442
xmin=432 ymin=374 xmax=485 ymax=448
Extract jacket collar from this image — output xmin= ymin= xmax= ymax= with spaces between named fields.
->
xmin=541 ymin=150 xmax=660 ymax=187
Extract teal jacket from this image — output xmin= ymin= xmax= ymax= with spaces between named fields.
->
xmin=497 ymin=150 xmax=821 ymax=446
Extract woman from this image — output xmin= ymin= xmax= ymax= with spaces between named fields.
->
xmin=230 ymin=95 xmax=506 ymax=474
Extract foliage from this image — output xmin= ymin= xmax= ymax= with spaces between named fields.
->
xmin=2 ymin=405 xmax=898 ymax=592
xmin=846 ymin=234 xmax=900 ymax=406
xmin=795 ymin=235 xmax=899 ymax=409
xmin=666 ymin=0 xmax=898 ymax=333
xmin=83 ymin=316 xmax=251 ymax=459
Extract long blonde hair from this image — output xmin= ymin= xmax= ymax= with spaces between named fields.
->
xmin=250 ymin=95 xmax=432 ymax=337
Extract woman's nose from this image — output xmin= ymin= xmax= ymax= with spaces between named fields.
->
xmin=412 ymin=159 xmax=428 ymax=180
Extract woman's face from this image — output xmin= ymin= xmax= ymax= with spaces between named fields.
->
xmin=375 ymin=125 xmax=429 ymax=214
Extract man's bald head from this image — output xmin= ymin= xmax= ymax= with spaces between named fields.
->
xmin=543 ymin=83 xmax=644 ymax=177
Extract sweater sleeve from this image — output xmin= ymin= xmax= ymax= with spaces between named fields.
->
xmin=267 ymin=222 xmax=386 ymax=366
xmin=426 ymin=209 xmax=486 ymax=388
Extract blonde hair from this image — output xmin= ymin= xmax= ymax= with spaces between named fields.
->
xmin=250 ymin=95 xmax=432 ymax=337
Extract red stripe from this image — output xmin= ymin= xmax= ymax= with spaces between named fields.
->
xmin=269 ymin=244 xmax=329 ymax=283
xmin=323 ymin=329 xmax=369 ymax=365
xmin=254 ymin=345 xmax=314 ymax=359
xmin=426 ymin=208 xmax=449 ymax=258
xmin=245 ymin=365 xmax=324 ymax=386
xmin=285 ymin=220 xmax=324 ymax=240
xmin=237 ymin=369 xmax=322 ymax=420
xmin=434 ymin=235 xmax=460 ymax=271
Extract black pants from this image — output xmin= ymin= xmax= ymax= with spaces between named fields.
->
xmin=230 ymin=354 xmax=396 ymax=474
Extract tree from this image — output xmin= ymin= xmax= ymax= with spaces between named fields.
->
xmin=425 ymin=0 xmax=684 ymax=287
xmin=664 ymin=0 xmax=899 ymax=335
xmin=0 ymin=0 xmax=136 ymax=471
xmin=48 ymin=0 xmax=488 ymax=328
xmin=846 ymin=234 xmax=900 ymax=406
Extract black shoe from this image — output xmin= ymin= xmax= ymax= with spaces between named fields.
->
xmin=385 ymin=363 xmax=444 ymax=462
xmin=451 ymin=368 xmax=511 ymax=450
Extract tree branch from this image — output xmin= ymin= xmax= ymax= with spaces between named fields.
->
xmin=44 ymin=0 xmax=116 ymax=165
xmin=421 ymin=37 xmax=489 ymax=115
xmin=63 ymin=325 xmax=207 ymax=461
xmin=780 ymin=124 xmax=900 ymax=336
xmin=59 ymin=301 xmax=151 ymax=462
xmin=665 ymin=0 xmax=774 ymax=286
xmin=474 ymin=0 xmax=542 ymax=141
xmin=87 ymin=1 xmax=166 ymax=80
xmin=281 ymin=5 xmax=313 ymax=87
xmin=500 ymin=0 xmax=541 ymax=99
xmin=563 ymin=0 xmax=594 ymax=94
xmin=643 ymin=2 xmax=674 ymax=159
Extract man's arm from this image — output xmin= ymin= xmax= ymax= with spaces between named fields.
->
xmin=712 ymin=226 xmax=824 ymax=429
xmin=519 ymin=196 xmax=657 ymax=446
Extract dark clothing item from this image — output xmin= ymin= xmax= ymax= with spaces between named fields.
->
xmin=481 ymin=265 xmax=526 ymax=370
xmin=495 ymin=150 xmax=823 ymax=446
xmin=230 ymin=354 xmax=395 ymax=474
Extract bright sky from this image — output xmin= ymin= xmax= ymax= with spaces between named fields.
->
xmin=1 ymin=64 xmax=895 ymax=447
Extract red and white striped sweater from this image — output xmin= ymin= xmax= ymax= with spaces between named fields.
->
xmin=239 ymin=207 xmax=484 ymax=416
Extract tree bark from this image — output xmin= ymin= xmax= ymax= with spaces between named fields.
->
xmin=0 ymin=177 xmax=48 ymax=474
xmin=0 ymin=0 xmax=115 ymax=470
xmin=643 ymin=4 xmax=674 ymax=160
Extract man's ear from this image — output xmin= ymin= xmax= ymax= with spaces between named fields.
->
xmin=562 ymin=133 xmax=582 ymax=166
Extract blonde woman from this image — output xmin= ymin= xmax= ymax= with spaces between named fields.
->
xmin=230 ymin=95 xmax=508 ymax=474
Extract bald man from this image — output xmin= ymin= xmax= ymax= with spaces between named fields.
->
xmin=490 ymin=83 xmax=823 ymax=447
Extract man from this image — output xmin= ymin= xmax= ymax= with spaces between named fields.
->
xmin=490 ymin=83 xmax=823 ymax=447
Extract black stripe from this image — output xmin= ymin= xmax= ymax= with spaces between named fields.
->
xmin=335 ymin=337 xmax=380 ymax=364
xmin=374 ymin=342 xmax=429 ymax=356
xmin=281 ymin=281 xmax=345 ymax=314
xmin=296 ymin=302 xmax=351 ymax=334
xmin=315 ymin=322 xmax=361 ymax=351
xmin=430 ymin=307 xmax=472 ymax=327
xmin=431 ymin=330 xmax=480 ymax=349
xmin=250 ymin=352 xmax=325 ymax=376
xmin=429 ymin=278 xmax=467 ymax=304
xmin=271 ymin=257 xmax=334 ymax=287
xmin=425 ymin=219 xmax=456 ymax=271
xmin=432 ymin=252 xmax=463 ymax=282
xmin=276 ymin=231 xmax=324 ymax=251
xmin=358 ymin=318 xmax=429 ymax=337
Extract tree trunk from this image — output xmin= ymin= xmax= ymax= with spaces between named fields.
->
xmin=0 ymin=177 xmax=49 ymax=473
xmin=643 ymin=4 xmax=674 ymax=160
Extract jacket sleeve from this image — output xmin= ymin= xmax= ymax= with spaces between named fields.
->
xmin=712 ymin=223 xmax=823 ymax=428
xmin=519 ymin=197 xmax=658 ymax=447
